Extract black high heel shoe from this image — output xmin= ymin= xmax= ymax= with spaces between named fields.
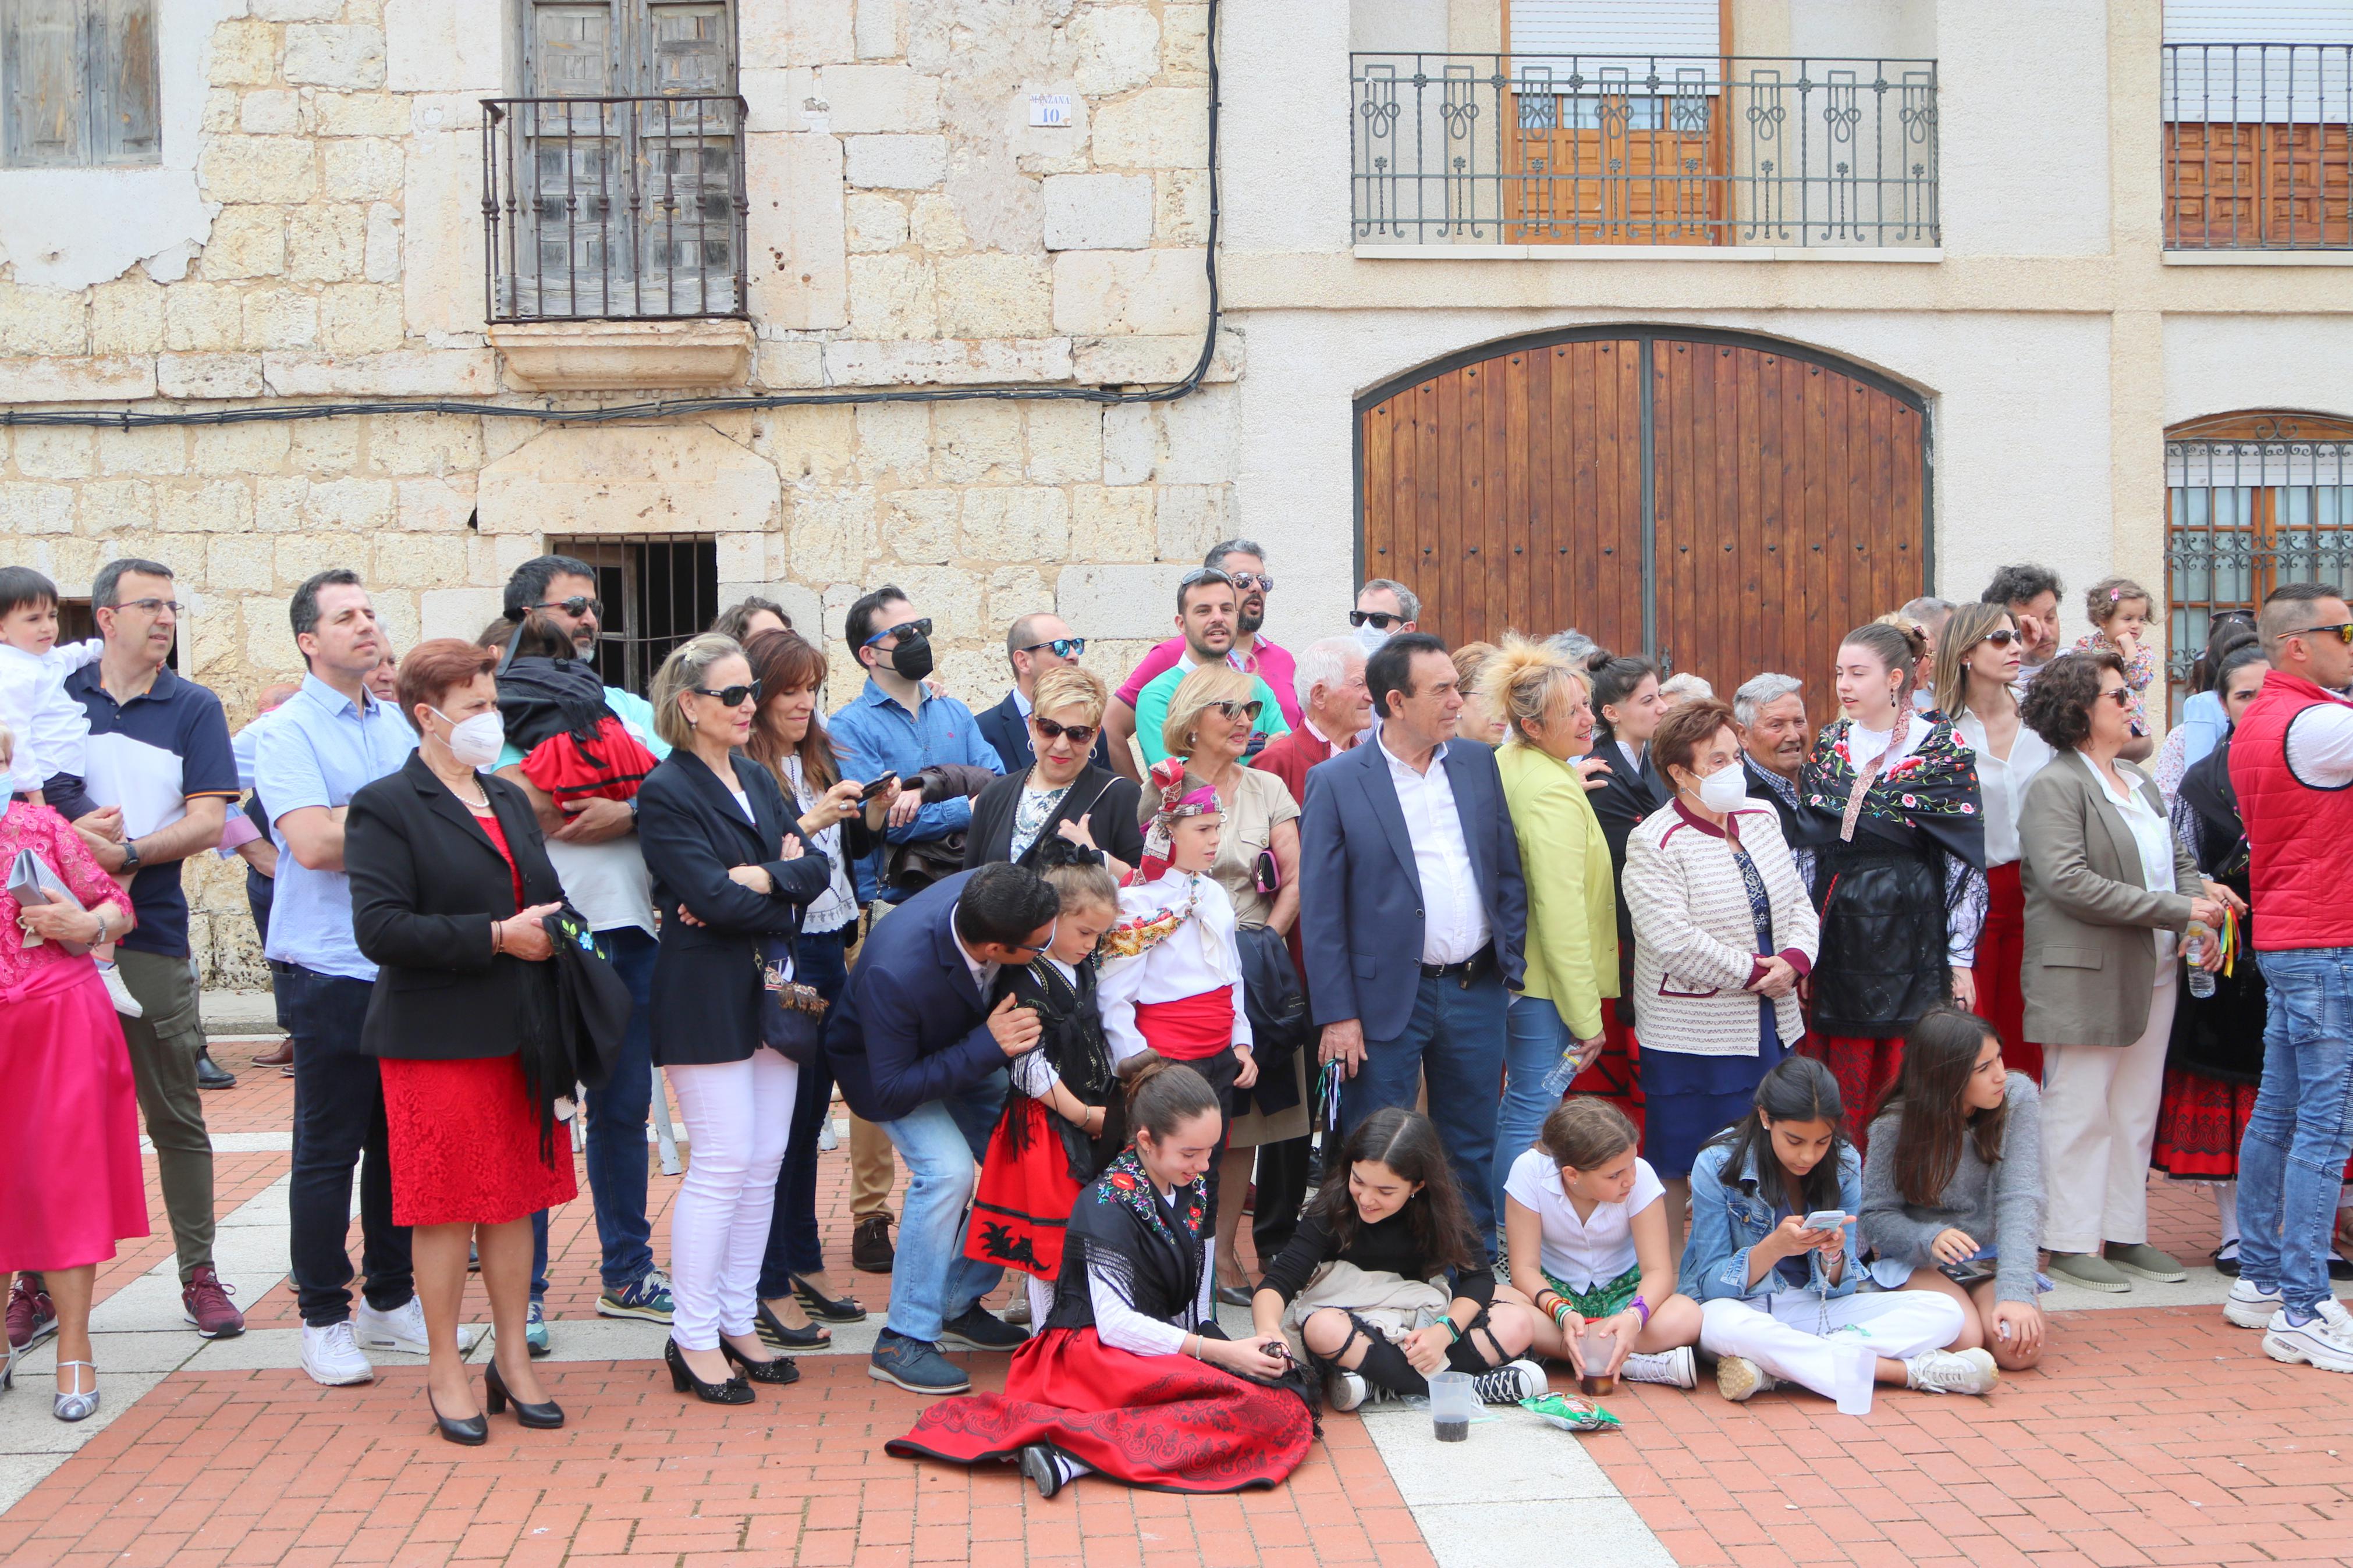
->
xmin=791 ymin=1274 xmax=867 ymax=1323
xmin=722 ymin=1337 xmax=801 ymax=1385
xmin=426 ymin=1386 xmax=488 ymax=1446
xmin=666 ymin=1338 xmax=753 ymax=1405
xmin=483 ymin=1360 xmax=565 ymax=1429
xmin=755 ymin=1300 xmax=829 ymax=1350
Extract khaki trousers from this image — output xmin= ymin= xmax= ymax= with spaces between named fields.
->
xmin=115 ymin=949 xmax=217 ymax=1281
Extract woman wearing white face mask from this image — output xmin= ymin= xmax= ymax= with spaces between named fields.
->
xmin=344 ymin=639 xmax=577 ymax=1445
xmin=1620 ymin=699 xmax=1820 ymax=1237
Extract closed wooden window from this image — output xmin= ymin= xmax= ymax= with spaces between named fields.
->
xmin=1 ymin=0 xmax=159 ymax=169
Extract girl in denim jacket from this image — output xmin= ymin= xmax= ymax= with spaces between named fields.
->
xmin=1680 ymin=1057 xmax=1998 ymax=1412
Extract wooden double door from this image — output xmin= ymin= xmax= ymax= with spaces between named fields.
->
xmin=1357 ymin=328 xmax=1929 ymax=712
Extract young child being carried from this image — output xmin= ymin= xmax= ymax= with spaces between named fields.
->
xmin=0 ymin=567 xmax=102 ymax=815
xmin=2069 ymin=575 xmax=2157 ymax=741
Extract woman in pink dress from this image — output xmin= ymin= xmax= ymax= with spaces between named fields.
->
xmin=0 ymin=722 xmax=145 ymax=1422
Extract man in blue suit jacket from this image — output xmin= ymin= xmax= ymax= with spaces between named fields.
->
xmin=1299 ymin=632 xmax=1528 ymax=1249
xmin=975 ymin=611 xmax=1113 ymax=774
xmin=825 ymin=864 xmax=1061 ymax=1395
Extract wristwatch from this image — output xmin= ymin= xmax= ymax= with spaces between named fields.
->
xmin=119 ymin=838 xmax=142 ymax=874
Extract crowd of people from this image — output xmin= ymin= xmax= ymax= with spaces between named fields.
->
xmin=3 ymin=541 xmax=2351 ymax=1502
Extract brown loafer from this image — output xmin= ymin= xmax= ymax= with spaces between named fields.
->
xmin=252 ymin=1039 xmax=293 ymax=1068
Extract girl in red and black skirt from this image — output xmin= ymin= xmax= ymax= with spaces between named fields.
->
xmin=966 ymin=841 xmax=1127 ymax=1325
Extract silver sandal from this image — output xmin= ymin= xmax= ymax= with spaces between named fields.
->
xmin=53 ymin=1360 xmax=99 ymax=1423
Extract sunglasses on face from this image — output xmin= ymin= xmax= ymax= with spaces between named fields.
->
xmin=533 ymin=596 xmax=603 ymax=620
xmin=2098 ymin=685 xmax=2133 ymax=707
xmin=693 ymin=681 xmax=761 ymax=707
xmin=1207 ymin=700 xmax=1264 ymax=723
xmin=1349 ymin=610 xmax=1404 ymax=630
xmin=2292 ymin=622 xmax=2353 ymax=645
xmin=1021 ymin=637 xmax=1087 ymax=660
xmin=1033 ymin=716 xmax=1099 ymax=745
xmin=1972 ymin=628 xmax=2020 ymax=648
xmin=862 ymin=616 xmax=933 ymax=648
xmin=1226 ymin=573 xmax=1275 ymax=593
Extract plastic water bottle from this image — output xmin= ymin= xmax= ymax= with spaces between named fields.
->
xmin=2186 ymin=922 xmax=2216 ymax=999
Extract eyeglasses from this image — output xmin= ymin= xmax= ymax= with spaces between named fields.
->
xmin=2290 ymin=622 xmax=2353 ymax=645
xmin=2098 ymin=686 xmax=2134 ymax=707
xmin=861 ymin=616 xmax=933 ymax=648
xmin=1020 ymin=637 xmax=1087 ymax=660
xmin=111 ymin=598 xmax=184 ymax=616
xmin=1005 ymin=926 xmax=1056 ymax=958
xmin=1226 ymin=573 xmax=1275 ymax=593
xmin=532 ymin=596 xmax=604 ymax=620
xmin=1348 ymin=610 xmax=1406 ymax=630
xmin=1206 ymin=699 xmax=1264 ymax=723
xmin=1032 ymin=716 xmax=1099 ymax=745
xmin=692 ymin=681 xmax=761 ymax=707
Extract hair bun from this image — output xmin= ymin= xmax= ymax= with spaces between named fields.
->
xmin=1032 ymin=835 xmax=1103 ymax=870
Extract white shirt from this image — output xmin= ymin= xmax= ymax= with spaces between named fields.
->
xmin=1503 ymin=1147 xmax=1665 ymax=1293
xmin=1841 ymin=717 xmax=1929 ymax=777
xmin=2283 ymin=695 xmax=2353 ymax=787
xmin=1380 ymin=733 xmax=1490 ymax=965
xmin=1096 ymin=869 xmax=1253 ymax=1062
xmin=0 ymin=638 xmax=100 ymax=792
xmin=780 ymin=755 xmax=857 ymax=934
xmin=2079 ymin=752 xmax=2180 ymax=962
xmin=1953 ymin=707 xmax=2054 ymax=867
xmin=1615 ymin=738 xmax=1645 ymax=777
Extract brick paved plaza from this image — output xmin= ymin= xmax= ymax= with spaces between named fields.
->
xmin=3 ymin=1025 xmax=2351 ymax=1568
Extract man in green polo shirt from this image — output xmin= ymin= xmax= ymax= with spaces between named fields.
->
xmin=1133 ymin=568 xmax=1290 ymax=767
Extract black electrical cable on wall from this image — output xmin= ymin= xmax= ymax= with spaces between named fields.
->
xmin=1 ymin=2 xmax=1220 ymax=432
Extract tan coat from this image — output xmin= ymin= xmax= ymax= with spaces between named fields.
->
xmin=2017 ymin=752 xmax=2201 ymax=1048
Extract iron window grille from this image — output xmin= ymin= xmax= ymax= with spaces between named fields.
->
xmin=2164 ymin=42 xmax=2352 ymax=251
xmin=546 ymin=535 xmax=719 ymax=696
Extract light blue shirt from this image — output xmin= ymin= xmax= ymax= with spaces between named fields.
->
xmin=827 ymin=677 xmax=1003 ymax=902
xmin=253 ymin=672 xmax=417 ymax=980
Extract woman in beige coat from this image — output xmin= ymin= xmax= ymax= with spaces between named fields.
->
xmin=2018 ymin=649 xmax=2231 ymax=1293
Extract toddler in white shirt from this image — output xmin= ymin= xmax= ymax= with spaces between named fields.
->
xmin=0 ymin=568 xmax=101 ymax=808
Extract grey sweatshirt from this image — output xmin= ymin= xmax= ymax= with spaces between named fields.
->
xmin=1860 ymin=1073 xmax=2046 ymax=1304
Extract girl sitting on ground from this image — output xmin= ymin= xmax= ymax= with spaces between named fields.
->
xmin=1250 ymin=1108 xmax=1546 ymax=1411
xmin=1684 ymin=1055 xmax=2000 ymax=1411
xmin=1497 ymin=1097 xmax=1704 ymax=1390
xmin=1860 ymin=1008 xmax=2049 ymax=1374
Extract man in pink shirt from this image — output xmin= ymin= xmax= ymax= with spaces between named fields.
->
xmin=1104 ymin=539 xmax=1299 ymax=780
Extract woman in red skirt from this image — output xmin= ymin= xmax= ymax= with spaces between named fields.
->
xmin=1935 ymin=603 xmax=2056 ymax=1084
xmin=966 ymin=842 xmax=1127 ymax=1325
xmin=0 ymin=742 xmax=143 ymax=1423
xmin=893 ymin=1059 xmax=1311 ymax=1497
xmin=346 ymin=641 xmax=578 ymax=1446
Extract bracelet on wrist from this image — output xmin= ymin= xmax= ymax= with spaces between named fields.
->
xmin=1630 ymin=1294 xmax=1652 ymax=1328
xmin=1442 ymin=1318 xmax=1461 ymax=1343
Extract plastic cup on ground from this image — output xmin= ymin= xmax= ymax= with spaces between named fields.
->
xmin=1428 ymin=1369 xmax=1477 ymax=1441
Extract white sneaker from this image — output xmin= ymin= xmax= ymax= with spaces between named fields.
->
xmin=816 ymin=1118 xmax=839 ymax=1152
xmin=2315 ymin=1296 xmax=2353 ymax=1338
xmin=301 ymin=1321 xmax=374 ymax=1386
xmin=1715 ymin=1353 xmax=1777 ymax=1402
xmin=1905 ymin=1347 xmax=2001 ymax=1396
xmin=1323 ymin=1366 xmax=1368 ymax=1412
xmin=1622 ymin=1346 xmax=1698 ymax=1389
xmin=2263 ymin=1307 xmax=2353 ymax=1374
xmin=1471 ymin=1358 xmax=1548 ymax=1405
xmin=354 ymin=1297 xmax=430 ymax=1354
xmin=2224 ymin=1278 xmax=2283 ymax=1329
xmin=98 ymin=962 xmax=143 ymax=1019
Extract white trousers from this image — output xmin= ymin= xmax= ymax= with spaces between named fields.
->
xmin=2040 ymin=969 xmax=2178 ymax=1254
xmin=666 ymin=1052 xmax=798 ymax=1350
xmin=1699 ymin=1289 xmax=1964 ymax=1414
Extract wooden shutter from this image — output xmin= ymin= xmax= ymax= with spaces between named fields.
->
xmin=89 ymin=0 xmax=156 ymax=164
xmin=1 ymin=0 xmax=158 ymax=168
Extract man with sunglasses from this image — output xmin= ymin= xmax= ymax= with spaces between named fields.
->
xmin=978 ymin=611 xmax=1111 ymax=774
xmin=1349 ymin=579 xmax=1421 ymax=656
xmin=2224 ymin=583 xmax=2353 ymax=1374
xmin=1126 ymin=569 xmax=1292 ymax=771
xmin=1105 ymin=540 xmax=1300 ymax=779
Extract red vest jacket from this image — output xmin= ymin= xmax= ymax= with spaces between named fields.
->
xmin=2230 ymin=669 xmax=2353 ymax=951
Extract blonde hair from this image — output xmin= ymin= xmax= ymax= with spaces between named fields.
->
xmin=1031 ymin=664 xmax=1107 ymax=728
xmin=651 ymin=633 xmax=747 ymax=751
xmin=1161 ymin=663 xmax=1255 ymax=760
xmin=1040 ymin=856 xmax=1119 ymax=916
xmin=1477 ymin=634 xmax=1587 ymax=748
xmin=1932 ymin=601 xmax=2016 ymax=720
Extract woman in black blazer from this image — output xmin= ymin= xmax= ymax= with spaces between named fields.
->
xmin=345 ymin=640 xmax=574 ymax=1446
xmin=635 ymin=634 xmax=833 ymax=1404
xmin=961 ymin=665 xmax=1144 ymax=877
xmin=1581 ymin=653 xmax=1670 ymax=1110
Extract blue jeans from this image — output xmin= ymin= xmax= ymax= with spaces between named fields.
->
xmin=582 ymin=925 xmax=658 ymax=1292
xmin=282 ymin=965 xmax=411 ymax=1325
xmin=877 ymin=1071 xmax=1009 ymax=1343
xmin=760 ymin=926 xmax=853 ymax=1297
xmin=1339 ymin=966 xmax=1510 ymax=1250
xmin=1497 ymin=994 xmax=1570 ymax=1223
xmin=2240 ymin=949 xmax=2353 ymax=1313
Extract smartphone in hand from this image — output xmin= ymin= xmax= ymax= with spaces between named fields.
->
xmin=1800 ymin=1210 xmax=1848 ymax=1232
xmin=860 ymin=771 xmax=900 ymax=801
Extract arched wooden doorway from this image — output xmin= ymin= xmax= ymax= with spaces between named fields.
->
xmin=1355 ymin=328 xmax=1932 ymax=712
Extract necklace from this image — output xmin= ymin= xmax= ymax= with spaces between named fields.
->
xmin=443 ymin=773 xmax=490 ymax=810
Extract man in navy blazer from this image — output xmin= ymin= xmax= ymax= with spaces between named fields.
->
xmin=824 ymin=864 xmax=1061 ymax=1395
xmin=1299 ymin=632 xmax=1528 ymax=1249
xmin=976 ymin=611 xmax=1113 ymax=773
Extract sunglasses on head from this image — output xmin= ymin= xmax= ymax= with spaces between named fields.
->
xmin=533 ymin=596 xmax=603 ymax=620
xmin=1032 ymin=716 xmax=1099 ymax=745
xmin=2292 ymin=622 xmax=2353 ymax=646
xmin=1208 ymin=699 xmax=1264 ymax=723
xmin=693 ymin=681 xmax=761 ymax=707
xmin=1021 ymin=637 xmax=1087 ymax=659
xmin=1349 ymin=610 xmax=1405 ymax=630
xmin=861 ymin=617 xmax=933 ymax=648
xmin=1179 ymin=567 xmax=1235 ymax=588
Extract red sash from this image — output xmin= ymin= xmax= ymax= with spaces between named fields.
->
xmin=1134 ymin=989 xmax=1234 ymax=1062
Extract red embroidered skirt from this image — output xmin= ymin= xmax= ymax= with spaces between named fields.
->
xmin=967 ymin=1098 xmax=1083 ymax=1281
xmin=1135 ymin=989 xmax=1234 ymax=1062
xmin=888 ymin=1325 xmax=1314 ymax=1493
xmin=1973 ymin=862 xmax=2043 ymax=1084
xmin=2151 ymin=1067 xmax=2353 ymax=1182
xmin=380 ymin=1054 xmax=576 ymax=1227
xmin=1573 ymin=1009 xmax=1645 ymax=1137
xmin=1802 ymin=1035 xmax=1904 ymax=1153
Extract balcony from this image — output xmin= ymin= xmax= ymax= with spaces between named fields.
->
xmin=1350 ymin=54 xmax=1939 ymax=254
xmin=2164 ymin=44 xmax=2351 ymax=252
xmin=481 ymin=94 xmax=753 ymax=390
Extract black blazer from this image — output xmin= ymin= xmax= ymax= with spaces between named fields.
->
xmin=637 ymin=751 xmax=836 ymax=1067
xmin=977 ymin=689 xmax=1115 ymax=774
xmin=347 ymin=752 xmax=569 ymax=1061
xmin=961 ymin=763 xmax=1144 ymax=872
xmin=1587 ymin=733 xmax=1669 ymax=1027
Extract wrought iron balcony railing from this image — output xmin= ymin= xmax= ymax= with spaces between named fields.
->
xmin=2163 ymin=43 xmax=2352 ymax=250
xmin=482 ymin=94 xmax=748 ymax=323
xmin=1351 ymin=54 xmax=1937 ymax=248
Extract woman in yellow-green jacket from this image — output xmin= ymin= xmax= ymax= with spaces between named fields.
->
xmin=1479 ymin=637 xmax=1619 ymax=1225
